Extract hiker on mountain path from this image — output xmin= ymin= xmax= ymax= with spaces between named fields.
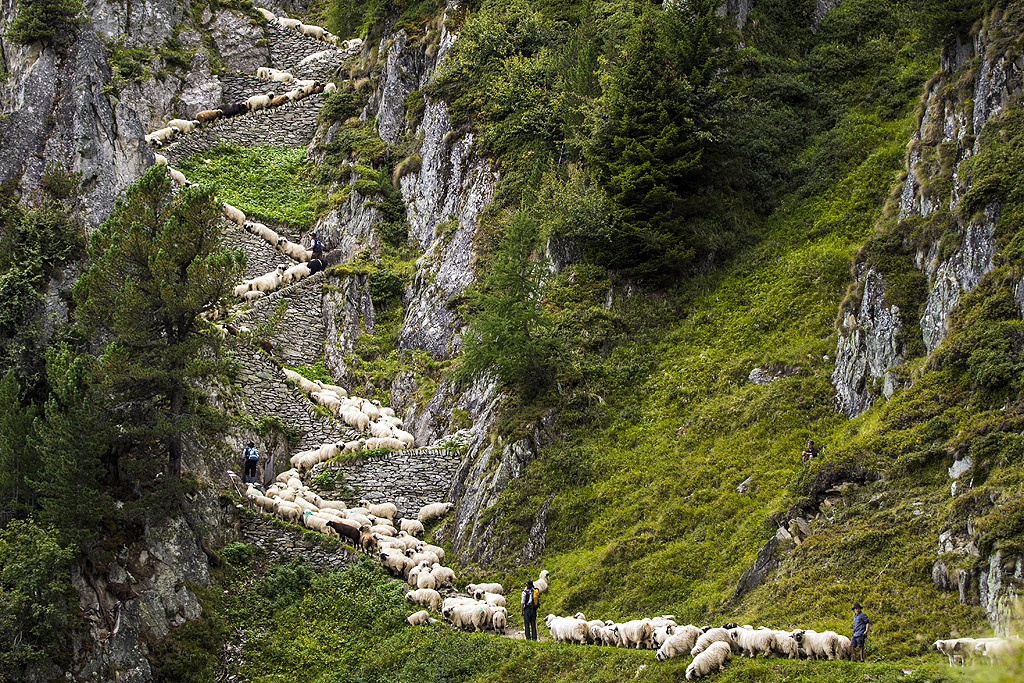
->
xmin=242 ymin=442 xmax=259 ymax=485
xmin=851 ymin=602 xmax=870 ymax=661
xmin=521 ymin=580 xmax=539 ymax=641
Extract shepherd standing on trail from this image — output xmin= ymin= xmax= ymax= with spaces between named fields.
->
xmin=521 ymin=580 xmax=539 ymax=641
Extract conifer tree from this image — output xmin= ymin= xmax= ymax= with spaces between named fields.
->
xmin=73 ymin=166 xmax=244 ymax=479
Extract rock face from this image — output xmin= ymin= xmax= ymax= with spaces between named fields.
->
xmin=322 ymin=273 xmax=376 ymax=382
xmin=0 ymin=25 xmax=150 ymax=227
xmin=831 ymin=15 xmax=1024 ymax=417
xmin=832 ymin=267 xmax=904 ymax=417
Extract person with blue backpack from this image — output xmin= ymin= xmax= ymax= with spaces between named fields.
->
xmin=242 ymin=442 xmax=259 ymax=485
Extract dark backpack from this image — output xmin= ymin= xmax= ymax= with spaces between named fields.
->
xmin=524 ymin=587 xmax=540 ymax=609
xmin=311 ymin=235 xmax=323 ymax=253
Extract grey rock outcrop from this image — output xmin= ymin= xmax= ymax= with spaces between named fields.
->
xmin=0 ymin=27 xmax=150 ymax=227
xmin=831 ymin=267 xmax=904 ymax=417
xmin=322 ymin=273 xmax=376 ymax=382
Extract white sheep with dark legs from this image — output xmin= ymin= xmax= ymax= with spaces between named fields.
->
xmin=406 ymin=610 xmax=430 ymax=626
xmin=731 ymin=627 xmax=776 ymax=658
xmin=545 ymin=615 xmax=589 ymax=644
xmin=656 ymin=626 xmax=701 ymax=660
xmin=166 ymin=118 xmax=199 ymax=133
xmin=222 ymin=202 xmax=245 ymax=226
xmin=418 ymin=502 xmax=454 ymax=523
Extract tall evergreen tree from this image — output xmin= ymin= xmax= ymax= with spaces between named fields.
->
xmin=460 ymin=207 xmax=556 ymax=394
xmin=0 ymin=372 xmax=38 ymax=516
xmin=72 ymin=166 xmax=244 ymax=479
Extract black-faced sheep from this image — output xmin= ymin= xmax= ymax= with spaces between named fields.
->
xmin=545 ymin=614 xmax=589 ymax=644
xmin=731 ymin=627 xmax=776 ymax=658
xmin=196 ymin=109 xmax=222 ymax=124
xmin=278 ymin=17 xmax=301 ymax=29
xmin=691 ymin=627 xmax=731 ymax=656
xmin=405 ymin=588 xmax=442 ymax=613
xmin=406 ymin=610 xmax=431 ymax=626
xmin=222 ymin=202 xmax=245 ymax=226
xmin=167 ymin=118 xmax=199 ymax=133
xmin=246 ymin=92 xmax=275 ymax=112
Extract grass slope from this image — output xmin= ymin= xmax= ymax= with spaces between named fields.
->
xmin=177 ymin=143 xmax=323 ymax=228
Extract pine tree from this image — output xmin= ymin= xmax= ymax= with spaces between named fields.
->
xmin=460 ymin=208 xmax=556 ymax=395
xmin=72 ymin=166 xmax=244 ymax=479
xmin=0 ymin=371 xmax=39 ymax=516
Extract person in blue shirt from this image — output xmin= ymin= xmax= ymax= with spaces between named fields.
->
xmin=851 ymin=602 xmax=871 ymax=661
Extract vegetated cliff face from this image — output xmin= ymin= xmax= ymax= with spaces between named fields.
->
xmin=831 ymin=15 xmax=1024 ymax=418
xmin=829 ymin=10 xmax=1024 ymax=634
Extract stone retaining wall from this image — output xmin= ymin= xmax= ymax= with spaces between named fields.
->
xmin=240 ymin=511 xmax=355 ymax=571
xmin=235 ymin=272 xmax=327 ymax=366
xmin=310 ymin=448 xmax=463 ymax=520
xmin=221 ymin=74 xmax=297 ymax=106
xmin=223 ymin=222 xmax=295 ymax=280
xmin=163 ymin=95 xmax=323 ymax=164
xmin=233 ymin=343 xmax=354 ymax=451
xmin=266 ymin=23 xmax=340 ymax=72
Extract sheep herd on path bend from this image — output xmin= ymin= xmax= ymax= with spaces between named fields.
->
xmin=174 ymin=9 xmax=1021 ymax=677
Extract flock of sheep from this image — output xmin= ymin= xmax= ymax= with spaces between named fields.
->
xmin=254 ymin=7 xmax=363 ymax=51
xmin=280 ymin=370 xmax=416 ymax=457
xmin=934 ymin=636 xmax=1022 ymax=666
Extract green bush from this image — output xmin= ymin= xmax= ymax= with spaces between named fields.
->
xmin=7 ymin=0 xmax=85 ymax=46
xmin=220 ymin=542 xmax=256 ymax=566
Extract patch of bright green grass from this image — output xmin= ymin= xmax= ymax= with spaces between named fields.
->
xmin=178 ymin=143 xmax=323 ymax=228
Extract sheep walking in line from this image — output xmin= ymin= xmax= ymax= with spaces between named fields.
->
xmin=166 ymin=118 xmax=199 ymax=133
xmin=418 ymin=502 xmax=454 ymax=523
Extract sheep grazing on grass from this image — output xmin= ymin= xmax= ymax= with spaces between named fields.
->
xmin=222 ymin=202 xmax=245 ymax=226
xmin=731 ymin=627 xmax=776 ymax=658
xmin=686 ymin=640 xmax=731 ymax=679
xmin=418 ymin=502 xmax=454 ymax=523
xmin=616 ymin=620 xmax=655 ymax=649
xmin=416 ymin=571 xmax=437 ymax=590
xmin=492 ymin=608 xmax=508 ymax=634
xmin=166 ymin=118 xmax=199 ymax=133
xmin=406 ymin=610 xmax=431 ymax=626
xmin=546 ymin=615 xmax=589 ymax=644
xmin=430 ymin=564 xmax=455 ymax=588
xmin=692 ymin=627 xmax=731 ymax=656
xmin=935 ymin=638 xmax=981 ymax=666
xmin=768 ymin=629 xmax=800 ymax=659
xmin=657 ymin=626 xmax=701 ymax=660
xmin=405 ymin=588 xmax=442 ymax=613
xmin=449 ymin=604 xmax=490 ymax=632
xmin=196 ymin=109 xmax=222 ymax=124
xmin=790 ymin=629 xmax=839 ymax=660
xmin=976 ymin=637 xmax=1022 ymax=663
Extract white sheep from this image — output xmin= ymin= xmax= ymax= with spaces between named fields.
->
xmin=692 ymin=627 xmax=731 ymax=656
xmin=167 ymin=167 xmax=189 ymax=186
xmin=315 ymin=380 xmax=348 ymax=397
xmin=344 ymin=38 xmax=363 ymax=50
xmin=241 ymin=290 xmax=264 ymax=302
xmin=248 ymin=265 xmax=286 ymax=292
xmin=361 ymin=501 xmax=397 ymax=521
xmin=835 ymin=634 xmax=851 ymax=660
xmin=406 ymin=610 xmax=431 ymax=626
xmin=342 ymin=410 xmax=370 ymax=432
xmin=790 ymin=629 xmax=839 ymax=660
xmin=282 ymin=262 xmax=310 ymax=284
xmin=686 ymin=640 xmax=731 ymax=679
xmin=166 ymin=118 xmax=199 ymax=134
xmin=277 ymin=236 xmax=312 ymax=261
xmin=768 ymin=629 xmax=800 ymax=659
xmin=405 ymin=588 xmax=441 ymax=613
xmin=298 ymin=23 xmax=325 ymax=41
xmin=534 ymin=569 xmax=549 ymax=593
xmin=392 ymin=428 xmax=415 ymax=449
xmin=271 ymin=71 xmax=294 ymax=83
xmin=400 ymin=518 xmax=425 ymax=536
xmin=731 ymin=627 xmax=775 ymax=658
xmin=492 ymin=607 xmax=508 ymax=634
xmin=153 ymin=153 xmax=168 ymax=165
xmin=246 ymin=92 xmax=275 ymax=111
xmin=466 ymin=582 xmax=504 ymax=596
xmin=283 ymin=368 xmax=318 ymax=394
xmin=417 ymin=502 xmax=454 ymax=523
xmin=448 ymin=604 xmax=490 ymax=632
xmin=145 ymin=126 xmax=179 ymax=147
xmin=222 ymin=202 xmax=245 ymax=226
xmin=657 ymin=626 xmax=701 ymax=660
xmin=278 ymin=17 xmax=301 ymax=29
xmin=473 ymin=590 xmax=505 ymax=608
xmin=256 ymin=7 xmax=275 ymax=21
xmin=617 ymin=619 xmax=655 ymax=649
xmin=379 ymin=407 xmax=396 ymax=418
xmin=545 ymin=614 xmax=589 ymax=644
xmin=430 ymin=563 xmax=455 ymax=588
xmin=298 ymin=50 xmax=333 ymax=67
xmin=323 ymin=82 xmax=337 ymax=94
